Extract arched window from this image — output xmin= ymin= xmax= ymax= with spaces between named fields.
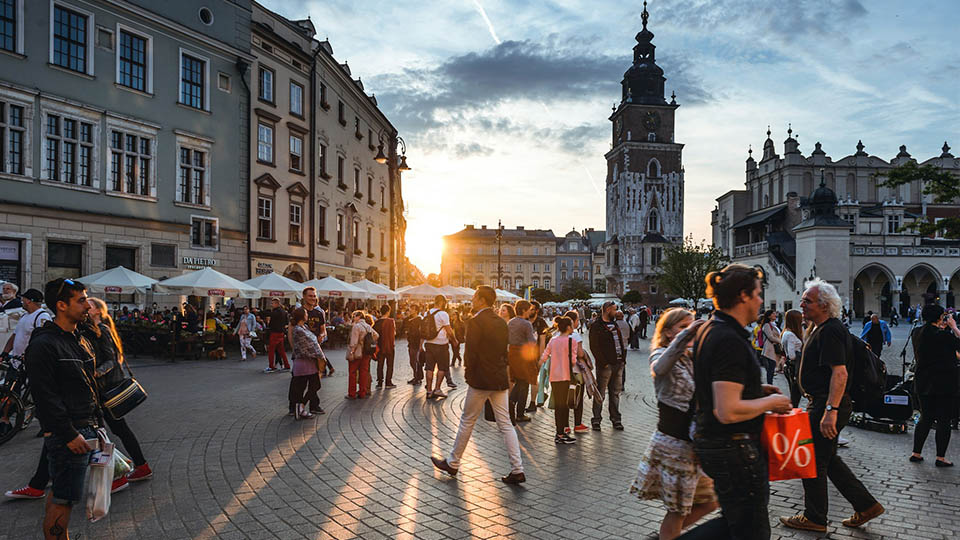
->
xmin=647 ymin=159 xmax=660 ymax=178
xmin=648 ymin=210 xmax=659 ymax=232
xmin=846 ymin=173 xmax=856 ymax=199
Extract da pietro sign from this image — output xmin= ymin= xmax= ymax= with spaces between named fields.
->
xmin=183 ymin=257 xmax=217 ymax=270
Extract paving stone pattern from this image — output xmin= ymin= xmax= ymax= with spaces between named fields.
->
xmin=0 ymin=324 xmax=957 ymax=539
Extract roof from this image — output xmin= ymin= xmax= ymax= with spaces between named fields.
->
xmin=732 ymin=205 xmax=785 ymax=228
xmin=641 ymin=233 xmax=668 ymax=244
xmin=445 ymin=227 xmax=556 ymax=240
xmin=585 ymin=230 xmax=606 ymax=247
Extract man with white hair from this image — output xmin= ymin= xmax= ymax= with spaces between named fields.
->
xmin=0 ymin=282 xmax=22 ymax=312
xmin=780 ymin=279 xmax=884 ymax=533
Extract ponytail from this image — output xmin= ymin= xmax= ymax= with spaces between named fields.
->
xmin=705 ymin=264 xmax=763 ymax=310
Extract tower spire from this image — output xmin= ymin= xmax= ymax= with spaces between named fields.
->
xmin=642 ymin=1 xmax=649 ymax=29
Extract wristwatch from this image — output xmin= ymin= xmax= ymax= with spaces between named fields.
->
xmin=825 ymin=405 xmax=836 ymax=412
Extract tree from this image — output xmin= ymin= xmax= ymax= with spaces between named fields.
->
xmin=560 ymin=278 xmax=591 ymax=301
xmin=657 ymin=235 xmax=729 ymax=305
xmin=531 ymin=288 xmax=559 ymax=303
xmin=622 ymin=290 xmax=643 ymax=304
xmin=426 ymin=273 xmax=442 ymax=287
xmin=879 ymin=161 xmax=960 ymax=237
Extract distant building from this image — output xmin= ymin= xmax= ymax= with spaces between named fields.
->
xmin=584 ymin=228 xmax=607 ymax=292
xmin=441 ymin=225 xmax=557 ymax=293
xmin=713 ymin=129 xmax=960 ymax=316
xmin=604 ymin=4 xmax=684 ymax=304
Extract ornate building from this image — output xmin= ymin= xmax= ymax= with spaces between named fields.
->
xmin=713 ymin=130 xmax=960 ymax=316
xmin=604 ymin=3 xmax=684 ymax=301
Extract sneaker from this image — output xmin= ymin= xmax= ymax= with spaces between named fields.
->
xmin=613 ymin=422 xmax=625 ymax=431
xmin=111 ymin=476 xmax=129 ymax=494
xmin=310 ymin=407 xmax=326 ymax=415
xmin=300 ymin=410 xmax=314 ymax=419
xmin=385 ymin=383 xmax=397 ymax=388
xmin=842 ymin=503 xmax=885 ymax=528
xmin=5 ymin=486 xmax=44 ymax=499
xmin=501 ymin=472 xmax=526 ymax=485
xmin=555 ymin=434 xmax=574 ymax=445
xmin=127 ymin=464 xmax=152 ymax=482
xmin=262 ymin=367 xmax=275 ymax=373
xmin=837 ymin=436 xmax=850 ymax=447
xmin=562 ymin=433 xmax=576 ymax=443
xmin=591 ymin=424 xmax=601 ymax=431
xmin=564 ymin=427 xmax=572 ymax=434
xmin=779 ymin=513 xmax=826 ymax=533
xmin=574 ymin=424 xmax=590 ymax=433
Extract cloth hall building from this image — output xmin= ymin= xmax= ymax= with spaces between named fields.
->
xmin=712 ymin=129 xmax=960 ymax=317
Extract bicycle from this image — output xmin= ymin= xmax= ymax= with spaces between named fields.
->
xmin=0 ymin=355 xmax=35 ymax=446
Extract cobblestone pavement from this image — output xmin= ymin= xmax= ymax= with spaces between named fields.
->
xmin=1 ymin=326 xmax=957 ymax=539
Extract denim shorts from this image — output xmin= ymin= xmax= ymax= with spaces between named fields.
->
xmin=45 ymin=426 xmax=97 ymax=506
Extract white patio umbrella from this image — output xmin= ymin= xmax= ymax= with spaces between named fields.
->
xmin=668 ymin=297 xmax=691 ymax=306
xmin=153 ymin=267 xmax=261 ymax=298
xmin=396 ymin=285 xmax=415 ymax=293
xmin=495 ymin=289 xmax=521 ymax=302
xmin=398 ymin=283 xmax=445 ymax=301
xmin=454 ymin=286 xmax=476 ymax=300
xmin=243 ymin=272 xmax=304 ymax=299
xmin=351 ymin=279 xmax=398 ymax=301
xmin=300 ymin=276 xmax=367 ymax=299
xmin=438 ymin=285 xmax=472 ymax=302
xmin=77 ymin=266 xmax=158 ymax=294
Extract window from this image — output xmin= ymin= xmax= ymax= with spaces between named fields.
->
xmin=647 ymin=159 xmax=660 ymax=178
xmin=842 ymin=213 xmax=855 ymax=227
xmin=319 ymin=82 xmax=328 ymax=107
xmin=52 ymin=5 xmax=89 ymax=74
xmin=352 ymin=221 xmax=360 ymax=250
xmin=573 ymin=271 xmax=579 ymax=280
xmin=217 ymin=72 xmax=230 ymax=92
xmin=1 ymin=0 xmax=20 ymax=54
xmin=367 ymin=176 xmax=374 ymax=202
xmin=150 ymin=243 xmax=176 ymax=267
xmin=190 ymin=217 xmax=217 ymax=248
xmin=544 ymin=278 xmax=551 ymax=289
xmin=568 ymin=241 xmax=577 ymax=250
xmin=179 ymin=52 xmax=206 ymax=109
xmin=561 ymin=260 xmax=567 ymax=268
xmin=561 ymin=271 xmax=567 ymax=280
xmin=516 ymin=247 xmax=522 ymax=256
xmin=105 ymin=245 xmax=135 ymax=270
xmin=354 ymin=168 xmax=361 ymax=194
xmin=648 ymin=211 xmax=659 ymax=232
xmin=318 ymin=205 xmax=327 ymax=243
xmin=337 ymin=155 xmax=345 ymax=187
xmin=319 ymin=144 xmax=328 ymax=178
xmin=651 ymin=247 xmax=663 ymax=266
xmin=532 ymin=278 xmax=539 ymax=288
xmin=596 ymin=265 xmax=600 ymax=274
xmin=544 ymin=263 xmax=551 ymax=272
xmin=887 ymin=214 xmax=902 ymax=234
xmin=257 ymin=196 xmax=272 ymax=239
xmin=338 ymin=100 xmax=345 ymax=125
xmin=44 ymin=113 xmax=94 ymax=186
xmin=650 ymin=284 xmax=658 ymax=294
xmin=366 ymin=227 xmax=372 ymax=255
xmin=109 ymin=129 xmax=152 ymax=195
xmin=476 ymin=263 xmax=483 ymax=272
xmin=533 ymin=247 xmax=539 ymax=255
xmin=379 ymin=231 xmax=385 ymax=259
xmin=532 ymin=263 xmax=538 ymax=272
xmin=289 ymin=82 xmax=303 ymax=116
xmin=257 ymin=123 xmax=273 ymax=163
xmin=516 ymin=263 xmax=522 ymax=272
xmin=289 ymin=134 xmax=302 ymax=171
xmin=380 ymin=185 xmax=385 ymax=208
xmin=515 ymin=279 xmax=521 ymax=289
xmin=0 ymin=100 xmax=26 ymax=175
xmin=118 ymin=29 xmax=149 ymax=92
xmin=336 ymin=214 xmax=344 ymax=249
xmin=258 ymin=66 xmax=273 ymax=102
xmin=47 ymin=241 xmax=83 ymax=280
xmin=289 ymin=203 xmax=302 ymax=243
xmin=177 ymin=146 xmax=207 ymax=205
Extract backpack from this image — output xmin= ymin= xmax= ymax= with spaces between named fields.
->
xmin=362 ymin=328 xmax=378 ymax=356
xmin=406 ymin=315 xmax=422 ymax=341
xmin=847 ymin=332 xmax=887 ymax=409
xmin=753 ymin=324 xmax=764 ymax=349
xmin=422 ymin=310 xmax=442 ymax=341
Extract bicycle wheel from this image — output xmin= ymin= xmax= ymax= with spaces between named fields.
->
xmin=18 ymin=386 xmax=35 ymax=429
xmin=0 ymin=389 xmax=25 ymax=446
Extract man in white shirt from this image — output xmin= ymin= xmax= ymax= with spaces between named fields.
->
xmin=423 ymin=295 xmax=457 ymax=399
xmin=3 ymin=289 xmax=51 ymax=362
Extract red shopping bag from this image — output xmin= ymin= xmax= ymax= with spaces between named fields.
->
xmin=762 ymin=408 xmax=818 ymax=481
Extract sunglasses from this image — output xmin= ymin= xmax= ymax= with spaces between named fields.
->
xmin=55 ymin=278 xmax=76 ymax=299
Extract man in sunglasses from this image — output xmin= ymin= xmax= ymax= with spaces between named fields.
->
xmin=25 ymin=278 xmax=100 ymax=540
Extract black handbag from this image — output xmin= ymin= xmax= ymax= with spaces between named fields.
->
xmin=484 ymin=399 xmax=496 ymax=421
xmin=100 ymin=360 xmax=147 ymax=420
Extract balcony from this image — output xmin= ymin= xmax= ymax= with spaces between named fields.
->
xmin=733 ymin=241 xmax=768 ymax=258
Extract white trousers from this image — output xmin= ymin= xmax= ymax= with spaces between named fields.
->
xmin=239 ymin=336 xmax=255 ymax=360
xmin=447 ymin=386 xmax=523 ymax=474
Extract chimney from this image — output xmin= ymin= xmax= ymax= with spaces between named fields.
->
xmin=481 ymin=225 xmax=487 ymax=230
xmin=517 ymin=226 xmax=524 ymax=230
xmin=465 ymin=224 xmax=474 ymax=230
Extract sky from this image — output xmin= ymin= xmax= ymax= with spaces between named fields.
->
xmin=264 ymin=0 xmax=960 ymax=275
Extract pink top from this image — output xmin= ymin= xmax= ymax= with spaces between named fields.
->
xmin=541 ymin=334 xmax=578 ymax=382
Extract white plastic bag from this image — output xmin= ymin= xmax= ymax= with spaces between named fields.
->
xmin=85 ymin=428 xmax=114 ymax=522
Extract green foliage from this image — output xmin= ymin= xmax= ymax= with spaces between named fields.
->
xmin=560 ymin=278 xmax=592 ymax=300
xmin=531 ymin=288 xmax=559 ymax=303
xmin=593 ymin=279 xmax=607 ymax=293
xmin=878 ymin=162 xmax=960 ymax=237
xmin=622 ymin=290 xmax=643 ymax=304
xmin=657 ymin=235 xmax=729 ymax=305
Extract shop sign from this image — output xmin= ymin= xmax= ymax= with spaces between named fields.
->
xmin=0 ymin=240 xmax=18 ymax=261
xmin=183 ymin=257 xmax=217 ymax=269
xmin=207 ymin=289 xmax=226 ymax=296
xmin=328 ymin=291 xmax=342 ymax=297
xmin=268 ymin=291 xmax=285 ymax=296
xmin=256 ymin=261 xmax=274 ymax=275
xmin=104 ymin=286 xmax=122 ymax=293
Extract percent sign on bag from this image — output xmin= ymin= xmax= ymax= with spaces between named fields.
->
xmin=762 ymin=409 xmax=818 ymax=481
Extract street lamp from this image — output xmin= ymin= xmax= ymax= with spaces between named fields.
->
xmin=497 ymin=220 xmax=503 ymax=289
xmin=375 ymin=134 xmax=411 ymax=171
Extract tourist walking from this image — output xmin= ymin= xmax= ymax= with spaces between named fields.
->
xmin=539 ymin=316 xmax=579 ymax=444
xmin=3 ymin=288 xmax=51 ymax=359
xmin=264 ymin=298 xmax=290 ymax=372
xmin=910 ymin=304 xmax=960 ymax=466
xmin=405 ymin=308 xmax=423 ymax=384
xmin=234 ymin=305 xmax=257 ymax=361
xmin=859 ymin=313 xmax=891 ymax=357
xmin=681 ymin=264 xmax=791 ymax=540
xmin=346 ymin=311 xmax=378 ymax=399
xmin=759 ymin=309 xmax=780 ymax=385
xmin=779 ymin=279 xmax=884 ymax=533
xmin=430 ymin=286 xmax=525 ymax=484
xmin=527 ymin=301 xmax=550 ymax=412
xmin=639 ymin=306 xmax=650 ymax=339
xmin=302 ymin=286 xmax=332 ymax=376
xmin=779 ymin=309 xmax=804 ymax=408
xmin=423 ymin=295 xmax=456 ymax=400
xmin=631 ymin=307 xmax=717 ymax=540
xmin=288 ymin=307 xmax=323 ymax=418
xmin=588 ymin=301 xmax=627 ymax=431
xmin=507 ymin=300 xmax=538 ymax=424
xmin=374 ymin=304 xmax=396 ymax=388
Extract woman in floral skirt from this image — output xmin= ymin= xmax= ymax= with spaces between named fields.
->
xmin=630 ymin=307 xmax=717 ymax=540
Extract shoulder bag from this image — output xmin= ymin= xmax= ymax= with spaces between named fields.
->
xmin=100 ymin=357 xmax=148 ymax=420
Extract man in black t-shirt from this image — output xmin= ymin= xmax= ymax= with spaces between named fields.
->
xmin=588 ymin=301 xmax=627 ymax=431
xmin=264 ymin=298 xmax=290 ymax=372
xmin=780 ymin=280 xmax=883 ymax=533
xmin=302 ymin=287 xmax=331 ymax=377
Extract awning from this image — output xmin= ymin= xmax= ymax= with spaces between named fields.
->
xmin=732 ymin=206 xmax=785 ymax=228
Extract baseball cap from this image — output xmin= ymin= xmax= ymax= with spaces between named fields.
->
xmin=22 ymin=289 xmax=44 ymax=303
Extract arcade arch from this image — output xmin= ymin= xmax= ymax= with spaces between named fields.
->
xmin=853 ymin=264 xmax=895 ymax=317
xmin=899 ymin=263 xmax=942 ymax=314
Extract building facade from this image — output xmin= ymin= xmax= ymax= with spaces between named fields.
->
xmin=555 ymin=229 xmax=594 ymax=292
xmin=0 ymin=0 xmax=253 ymax=293
xmin=712 ymin=130 xmax=960 ymax=316
xmin=604 ymin=5 xmax=684 ymax=303
xmin=441 ymin=225 xmax=556 ymax=293
xmin=584 ymin=228 xmax=607 ymax=292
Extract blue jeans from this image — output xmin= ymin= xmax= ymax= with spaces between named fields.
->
xmin=682 ymin=438 xmax=770 ymax=540
xmin=45 ymin=426 xmax=97 ymax=506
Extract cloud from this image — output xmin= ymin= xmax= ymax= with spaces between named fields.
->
xmin=370 ymin=38 xmax=711 ymax=134
xmin=453 ymin=142 xmax=495 ymax=158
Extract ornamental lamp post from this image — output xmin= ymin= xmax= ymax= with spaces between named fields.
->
xmin=374 ymin=131 xmax=411 ymax=289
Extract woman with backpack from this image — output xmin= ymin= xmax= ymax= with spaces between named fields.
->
xmin=346 ymin=310 xmax=378 ymax=399
xmin=759 ymin=309 xmax=781 ymax=385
